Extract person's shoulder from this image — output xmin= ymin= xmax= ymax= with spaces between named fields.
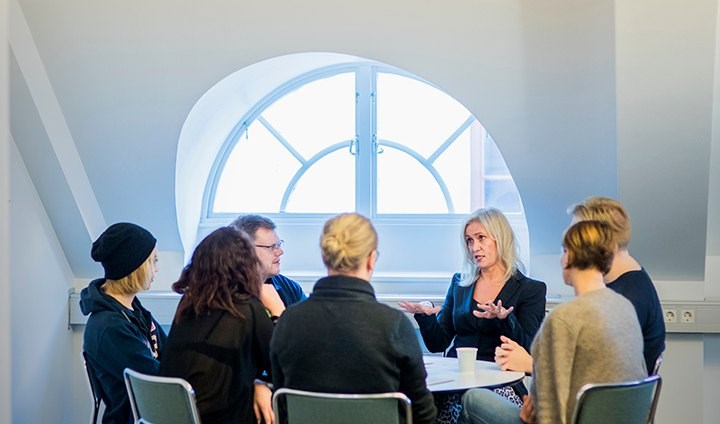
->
xmin=273 ymin=274 xmax=303 ymax=289
xmin=513 ymin=271 xmax=547 ymax=295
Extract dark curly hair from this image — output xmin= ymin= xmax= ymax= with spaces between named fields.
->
xmin=562 ymin=220 xmax=615 ymax=275
xmin=172 ymin=226 xmax=262 ymax=320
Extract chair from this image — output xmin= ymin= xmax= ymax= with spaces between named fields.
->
xmin=651 ymin=353 xmax=663 ymax=375
xmin=82 ymin=352 xmax=103 ymax=424
xmin=272 ymin=388 xmax=412 ymax=424
xmin=570 ymin=374 xmax=662 ymax=424
xmin=123 ymin=368 xmax=202 ymax=424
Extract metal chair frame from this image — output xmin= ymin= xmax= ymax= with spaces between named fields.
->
xmin=81 ymin=352 xmax=103 ymax=424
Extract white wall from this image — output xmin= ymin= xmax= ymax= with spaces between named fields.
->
xmin=1 ymin=0 xmax=12 ymax=420
xmin=9 ymin=140 xmax=79 ymax=423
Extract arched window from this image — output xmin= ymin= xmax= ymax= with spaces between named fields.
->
xmin=183 ymin=57 xmax=528 ymax=293
xmin=207 ymin=65 xmax=523 ymax=218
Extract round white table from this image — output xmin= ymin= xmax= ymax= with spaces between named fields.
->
xmin=423 ymin=356 xmax=526 ymax=394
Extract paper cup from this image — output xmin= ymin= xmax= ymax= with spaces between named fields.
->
xmin=456 ymin=347 xmax=478 ymax=373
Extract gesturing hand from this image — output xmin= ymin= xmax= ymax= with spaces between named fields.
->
xmin=398 ymin=301 xmax=441 ymax=316
xmin=473 ymin=299 xmax=513 ymax=320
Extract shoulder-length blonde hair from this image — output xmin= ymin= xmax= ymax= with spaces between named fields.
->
xmin=102 ymin=253 xmax=155 ymax=296
xmin=459 ymin=208 xmax=523 ymax=287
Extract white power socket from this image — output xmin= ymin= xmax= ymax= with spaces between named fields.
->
xmin=663 ymin=309 xmax=677 ymax=323
xmin=681 ymin=309 xmax=695 ymax=323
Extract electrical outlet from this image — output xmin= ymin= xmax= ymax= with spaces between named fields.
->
xmin=663 ymin=308 xmax=677 ymax=323
xmin=681 ymin=309 xmax=695 ymax=323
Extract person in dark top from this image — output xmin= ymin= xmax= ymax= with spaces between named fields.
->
xmin=271 ymin=213 xmax=437 ymax=424
xmin=569 ymin=196 xmax=666 ymax=372
xmin=231 ymin=215 xmax=307 ymax=318
xmin=80 ymin=222 xmax=165 ymax=424
xmin=160 ymin=226 xmax=274 ymax=424
xmin=399 ymin=208 xmax=546 ymax=419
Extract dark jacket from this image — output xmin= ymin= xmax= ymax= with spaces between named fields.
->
xmin=160 ymin=297 xmax=273 ymax=424
xmin=271 ymin=275 xmax=437 ymax=424
xmin=80 ymin=279 xmax=166 ymax=424
xmin=607 ymin=269 xmax=666 ymax=373
xmin=415 ymin=272 xmax=546 ymax=360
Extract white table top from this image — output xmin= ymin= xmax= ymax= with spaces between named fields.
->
xmin=423 ymin=356 xmax=526 ymax=394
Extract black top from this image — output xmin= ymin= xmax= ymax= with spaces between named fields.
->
xmin=271 ymin=275 xmax=437 ymax=424
xmin=160 ymin=298 xmax=273 ymax=424
xmin=415 ymin=272 xmax=547 ymax=360
xmin=606 ymin=269 xmax=666 ymax=372
xmin=80 ymin=279 xmax=166 ymax=424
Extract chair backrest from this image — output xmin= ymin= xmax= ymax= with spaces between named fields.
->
xmin=123 ymin=368 xmax=202 ymax=424
xmin=272 ymin=388 xmax=412 ymax=424
xmin=82 ymin=352 xmax=103 ymax=424
xmin=652 ymin=353 xmax=663 ymax=375
xmin=571 ymin=374 xmax=662 ymax=424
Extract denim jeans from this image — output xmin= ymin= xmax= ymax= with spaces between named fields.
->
xmin=459 ymin=388 xmax=523 ymax=424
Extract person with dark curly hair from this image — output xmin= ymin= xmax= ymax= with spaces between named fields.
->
xmin=160 ymin=226 xmax=275 ymax=424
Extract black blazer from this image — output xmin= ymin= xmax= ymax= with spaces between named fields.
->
xmin=415 ymin=271 xmax=547 ymax=361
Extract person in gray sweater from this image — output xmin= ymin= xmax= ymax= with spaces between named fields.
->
xmin=460 ymin=220 xmax=647 ymax=424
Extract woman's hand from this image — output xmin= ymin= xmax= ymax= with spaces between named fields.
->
xmin=260 ymin=284 xmax=286 ymax=318
xmin=495 ymin=335 xmax=533 ymax=373
xmin=473 ymin=299 xmax=514 ymax=320
xmin=253 ymin=380 xmax=274 ymax=424
xmin=398 ymin=301 xmax=440 ymax=316
xmin=519 ymin=395 xmax=537 ymax=423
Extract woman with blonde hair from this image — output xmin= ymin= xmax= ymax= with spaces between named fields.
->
xmin=460 ymin=220 xmax=646 ymax=424
xmin=271 ymin=213 xmax=437 ymax=424
xmin=569 ymin=196 xmax=665 ymax=373
xmin=399 ymin=207 xmax=546 ymax=421
xmin=80 ymin=222 xmax=165 ymax=424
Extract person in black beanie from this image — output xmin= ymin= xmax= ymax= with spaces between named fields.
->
xmin=80 ymin=222 xmax=166 ymax=424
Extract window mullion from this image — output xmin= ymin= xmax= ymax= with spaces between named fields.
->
xmin=355 ymin=66 xmax=375 ymax=216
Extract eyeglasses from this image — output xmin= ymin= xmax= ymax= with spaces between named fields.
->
xmin=255 ymin=240 xmax=284 ymax=251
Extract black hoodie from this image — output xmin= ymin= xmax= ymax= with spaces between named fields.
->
xmin=80 ymin=279 xmax=167 ymax=424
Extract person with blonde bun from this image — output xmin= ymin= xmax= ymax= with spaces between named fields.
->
xmin=270 ymin=213 xmax=436 ymax=424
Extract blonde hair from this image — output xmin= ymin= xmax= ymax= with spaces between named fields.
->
xmin=568 ymin=196 xmax=631 ymax=249
xmin=563 ymin=220 xmax=615 ymax=275
xmin=102 ymin=253 xmax=154 ymax=296
xmin=320 ymin=213 xmax=378 ymax=273
xmin=459 ymin=208 xmax=523 ymax=287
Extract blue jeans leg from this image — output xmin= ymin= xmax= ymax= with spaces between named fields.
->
xmin=459 ymin=388 xmax=523 ymax=424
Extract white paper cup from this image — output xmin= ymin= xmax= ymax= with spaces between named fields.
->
xmin=456 ymin=347 xmax=478 ymax=373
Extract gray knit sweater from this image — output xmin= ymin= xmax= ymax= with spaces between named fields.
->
xmin=530 ymin=288 xmax=647 ymax=424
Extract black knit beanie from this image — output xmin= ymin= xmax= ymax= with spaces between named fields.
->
xmin=91 ymin=222 xmax=157 ymax=280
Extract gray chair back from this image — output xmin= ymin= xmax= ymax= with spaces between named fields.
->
xmin=82 ymin=352 xmax=103 ymax=424
xmin=571 ymin=374 xmax=662 ymax=424
xmin=123 ymin=368 xmax=202 ymax=424
xmin=272 ymin=388 xmax=412 ymax=424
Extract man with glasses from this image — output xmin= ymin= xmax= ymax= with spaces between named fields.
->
xmin=231 ymin=215 xmax=307 ymax=319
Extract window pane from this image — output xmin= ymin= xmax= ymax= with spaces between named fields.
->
xmin=484 ymin=135 xmax=511 ymax=176
xmin=377 ymin=146 xmax=448 ymax=213
xmin=433 ymin=126 xmax=471 ymax=213
xmin=484 ymin=178 xmax=523 ymax=214
xmin=213 ymin=122 xmax=300 ymax=213
xmin=285 ymin=149 xmax=355 ymax=213
xmin=377 ymin=72 xmax=470 ymax=158
xmin=262 ymin=72 xmax=355 ymax=159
